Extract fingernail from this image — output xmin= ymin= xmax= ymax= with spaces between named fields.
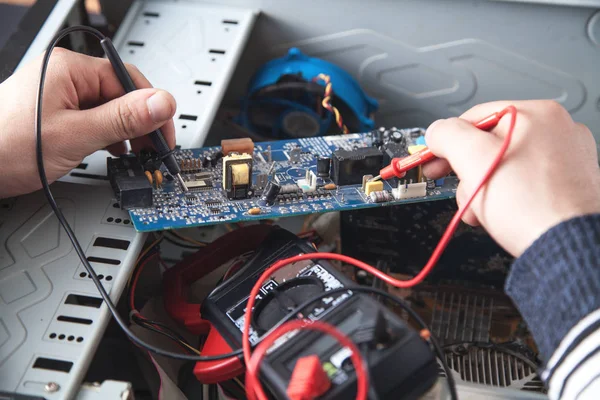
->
xmin=147 ymin=91 xmax=173 ymax=122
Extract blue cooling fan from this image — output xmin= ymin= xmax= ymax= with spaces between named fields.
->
xmin=238 ymin=48 xmax=378 ymax=138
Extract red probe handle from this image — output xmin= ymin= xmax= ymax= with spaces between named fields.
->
xmin=378 ymin=112 xmax=504 ymax=180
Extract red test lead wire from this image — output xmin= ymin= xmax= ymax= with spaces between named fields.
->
xmin=242 ymin=105 xmax=517 ymax=400
xmin=376 ymin=108 xmax=512 ymax=181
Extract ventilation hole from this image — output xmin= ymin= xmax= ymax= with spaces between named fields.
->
xmin=58 ymin=334 xmax=66 ymax=340
xmin=79 ymin=272 xmax=87 ymax=278
xmin=93 ymin=237 xmax=130 ymax=250
xmin=127 ymin=41 xmax=144 ymax=47
xmin=115 ymin=218 xmax=122 ymax=224
xmin=209 ymin=49 xmax=225 ymax=55
xmin=124 ymin=219 xmax=130 ymax=225
xmin=33 ymin=357 xmax=73 ymax=373
xmin=143 ymin=11 xmax=159 ymax=17
xmin=67 ymin=336 xmax=75 ymax=341
xmin=49 ymin=333 xmax=57 ymax=339
xmin=65 ymin=294 xmax=102 ymax=308
xmin=222 ymin=19 xmax=238 ymax=25
xmin=98 ymin=274 xmax=104 ymax=280
xmin=106 ymin=275 xmax=113 ymax=281
xmin=77 ymin=337 xmax=84 ymax=343
xmin=87 ymin=256 xmax=120 ymax=265
xmin=69 ymin=172 xmax=108 ymax=180
xmin=107 ymin=217 xmax=114 ymax=222
xmin=57 ymin=315 xmax=93 ymax=325
xmin=179 ymin=114 xmax=198 ymax=121
xmin=194 ymin=80 xmax=212 ymax=86
xmin=76 ymin=163 xmax=88 ymax=170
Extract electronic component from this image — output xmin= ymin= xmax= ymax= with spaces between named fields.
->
xmin=180 ymin=158 xmax=203 ymax=172
xmin=370 ymin=190 xmax=391 ymax=203
xmin=290 ymin=147 xmax=302 ymax=164
xmin=248 ymin=207 xmax=261 ymax=215
xmin=259 ymin=181 xmax=281 ymax=206
xmin=223 ymin=153 xmax=253 ymax=199
xmin=154 ymin=170 xmax=163 ymax=188
xmin=256 ymin=173 xmax=268 ymax=189
xmin=323 ymin=183 xmax=337 ymax=190
xmin=317 ymin=156 xmax=331 ymax=177
xmin=280 ymin=184 xmax=299 ymax=194
xmin=221 ymin=138 xmax=254 ymax=156
xmin=392 ymin=180 xmax=427 ymax=199
xmin=107 ymin=155 xmax=152 ymax=209
xmin=297 ymin=170 xmax=317 ymax=193
xmin=365 ymin=180 xmax=384 ymax=196
xmin=145 ymin=170 xmax=153 ymax=186
xmin=200 ymin=229 xmax=438 ymax=400
xmin=331 ymin=147 xmax=383 ymax=185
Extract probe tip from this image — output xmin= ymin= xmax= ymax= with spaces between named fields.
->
xmin=368 ymin=175 xmax=381 ymax=183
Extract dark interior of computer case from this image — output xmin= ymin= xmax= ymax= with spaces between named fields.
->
xmin=340 ymin=199 xmax=545 ymax=393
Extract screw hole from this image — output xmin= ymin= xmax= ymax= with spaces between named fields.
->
xmin=129 ymin=50 xmax=135 ymax=54
xmin=211 ymin=58 xmax=216 ymax=62
xmin=106 ymin=275 xmax=113 ymax=281
xmin=98 ymin=274 xmax=104 ymax=280
xmin=225 ymin=28 xmax=229 ymax=32
xmin=77 ymin=337 xmax=84 ymax=343
xmin=124 ymin=219 xmax=130 ymax=224
xmin=197 ymin=90 xmax=202 ymax=94
xmin=182 ymin=125 xmax=187 ymax=129
xmin=115 ymin=218 xmax=122 ymax=223
xmin=67 ymin=336 xmax=75 ymax=342
xmin=58 ymin=334 xmax=66 ymax=340
xmin=145 ymin=20 xmax=150 ymax=24
xmin=49 ymin=333 xmax=57 ymax=339
xmin=107 ymin=217 xmax=114 ymax=222
xmin=79 ymin=272 xmax=87 ymax=278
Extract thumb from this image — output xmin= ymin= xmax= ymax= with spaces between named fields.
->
xmin=67 ymin=88 xmax=176 ymax=154
xmin=424 ymin=117 xmax=502 ymax=181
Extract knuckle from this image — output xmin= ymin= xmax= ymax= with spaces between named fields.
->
xmin=541 ymin=100 xmax=569 ymax=119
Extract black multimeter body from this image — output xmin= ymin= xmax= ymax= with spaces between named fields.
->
xmin=201 ymin=227 xmax=438 ymax=399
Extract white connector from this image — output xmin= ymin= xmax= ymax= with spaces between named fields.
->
xmin=392 ymin=181 xmax=427 ymax=199
xmin=298 ymin=170 xmax=317 ymax=193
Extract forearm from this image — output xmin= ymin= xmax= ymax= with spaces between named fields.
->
xmin=506 ymin=214 xmax=600 ymax=398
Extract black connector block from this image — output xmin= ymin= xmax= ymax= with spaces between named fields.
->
xmin=107 ymin=155 xmax=152 ymax=209
xmin=331 ymin=147 xmax=383 ymax=185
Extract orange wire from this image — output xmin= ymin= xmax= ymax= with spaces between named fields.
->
xmin=245 ymin=320 xmax=368 ymax=400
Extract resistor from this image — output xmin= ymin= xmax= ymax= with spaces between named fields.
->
xmin=154 ymin=170 xmax=164 ymax=188
xmin=280 ymin=184 xmax=299 ymax=194
xmin=145 ymin=170 xmax=153 ymax=185
xmin=369 ymin=190 xmax=391 ymax=203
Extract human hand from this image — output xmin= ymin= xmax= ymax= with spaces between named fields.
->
xmin=0 ymin=48 xmax=176 ymax=198
xmin=423 ymin=100 xmax=600 ymax=257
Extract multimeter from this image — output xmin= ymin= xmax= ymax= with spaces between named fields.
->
xmin=201 ymin=227 xmax=439 ymax=399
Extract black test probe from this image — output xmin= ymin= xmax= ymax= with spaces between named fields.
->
xmin=100 ymin=38 xmax=188 ymax=191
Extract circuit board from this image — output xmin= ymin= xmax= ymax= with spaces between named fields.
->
xmin=123 ymin=129 xmax=458 ymax=232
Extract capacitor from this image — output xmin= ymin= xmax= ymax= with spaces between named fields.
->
xmin=372 ymin=128 xmax=385 ymax=148
xmin=258 ymin=181 xmax=281 ymax=206
xmin=390 ymin=129 xmax=403 ymax=143
xmin=369 ymin=190 xmax=391 ymax=203
xmin=316 ymin=156 xmax=331 ymax=178
xmin=248 ymin=207 xmax=261 ymax=215
xmin=154 ymin=170 xmax=164 ymax=188
xmin=145 ymin=170 xmax=153 ymax=185
xmin=323 ymin=183 xmax=337 ymax=190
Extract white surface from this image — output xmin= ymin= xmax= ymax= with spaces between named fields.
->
xmin=60 ymin=0 xmax=257 ymax=186
xmin=0 ymin=182 xmax=144 ymax=400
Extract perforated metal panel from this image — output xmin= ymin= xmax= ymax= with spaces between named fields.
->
xmin=0 ymin=182 xmax=144 ymax=400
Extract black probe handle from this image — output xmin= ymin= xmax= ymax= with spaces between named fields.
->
xmin=100 ymin=38 xmax=180 ymax=175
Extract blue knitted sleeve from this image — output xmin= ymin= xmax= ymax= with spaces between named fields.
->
xmin=505 ymin=214 xmax=600 ymax=362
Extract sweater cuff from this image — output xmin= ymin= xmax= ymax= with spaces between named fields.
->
xmin=505 ymin=214 xmax=600 ymax=362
